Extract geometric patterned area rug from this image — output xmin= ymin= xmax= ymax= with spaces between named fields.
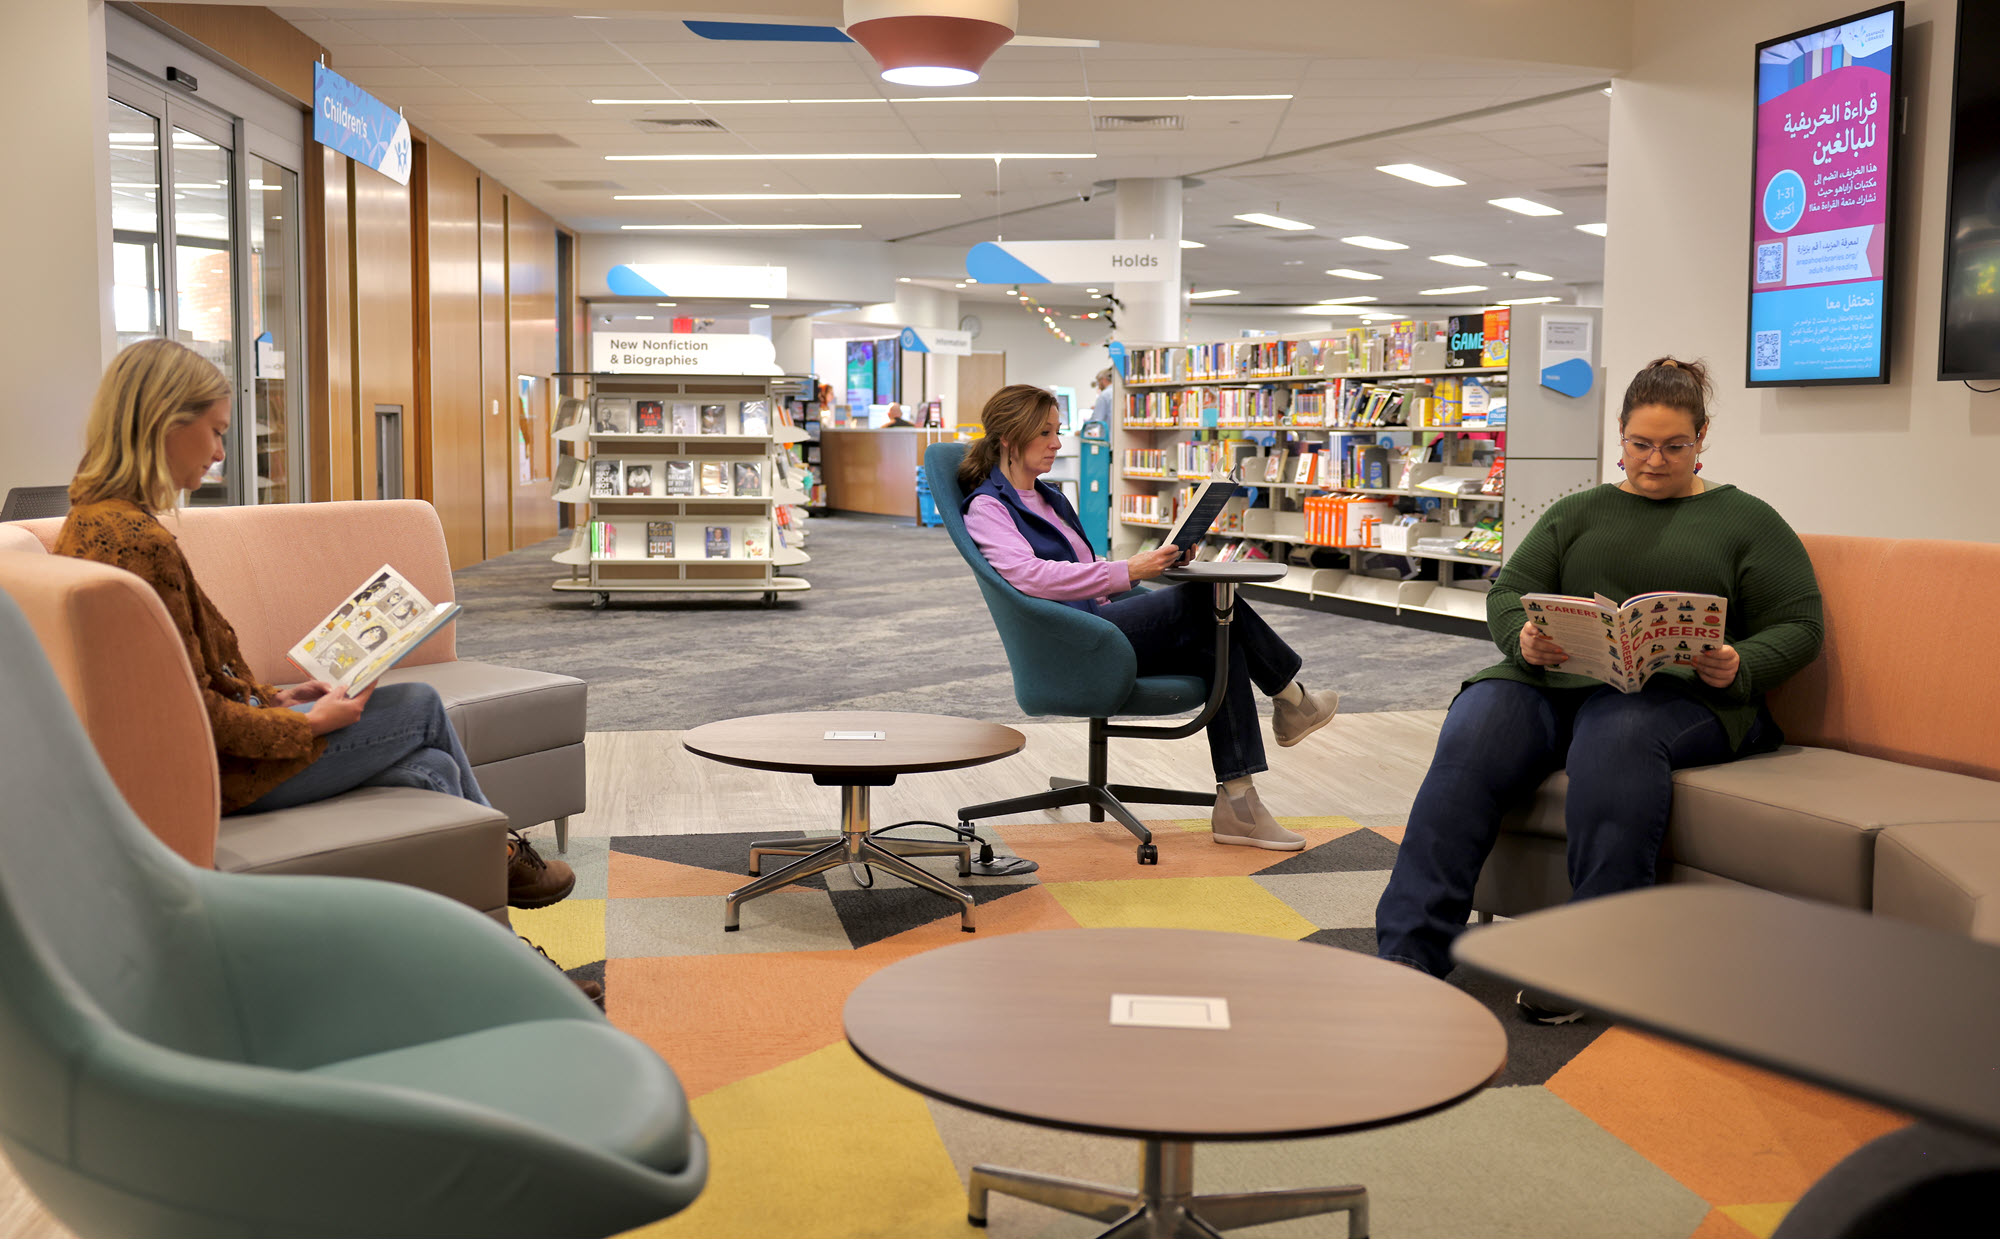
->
xmin=509 ymin=817 xmax=1906 ymax=1239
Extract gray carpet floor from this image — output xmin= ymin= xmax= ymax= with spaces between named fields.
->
xmin=451 ymin=517 xmax=1500 ymax=732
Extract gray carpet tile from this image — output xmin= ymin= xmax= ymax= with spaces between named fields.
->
xmin=450 ymin=517 xmax=1500 ymax=732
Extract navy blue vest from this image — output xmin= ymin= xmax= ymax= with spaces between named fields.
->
xmin=963 ymin=471 xmax=1101 ymax=614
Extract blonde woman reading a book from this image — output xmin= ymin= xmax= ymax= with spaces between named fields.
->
xmin=55 ymin=341 xmax=596 ymax=1000
xmin=1374 ymin=357 xmax=1824 ymax=1023
xmin=960 ymin=384 xmax=1340 ymax=852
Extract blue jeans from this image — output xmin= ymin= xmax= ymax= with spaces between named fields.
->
xmin=1098 ymin=582 xmax=1303 ymax=782
xmin=1376 ymin=677 xmax=1765 ymax=977
xmin=234 ymin=682 xmax=490 ymax=815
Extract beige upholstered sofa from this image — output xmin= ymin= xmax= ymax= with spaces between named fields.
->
xmin=0 ymin=500 xmax=585 ymax=919
xmin=1473 ymin=534 xmax=2000 ymax=944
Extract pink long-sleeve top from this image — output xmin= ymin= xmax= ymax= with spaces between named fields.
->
xmin=965 ymin=481 xmax=1131 ymax=604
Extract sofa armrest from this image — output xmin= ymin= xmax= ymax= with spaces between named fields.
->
xmin=1874 ymin=823 xmax=2000 ymax=946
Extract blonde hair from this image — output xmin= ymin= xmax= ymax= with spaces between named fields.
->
xmin=958 ymin=384 xmax=1059 ymax=489
xmin=70 ymin=340 xmax=230 ymax=513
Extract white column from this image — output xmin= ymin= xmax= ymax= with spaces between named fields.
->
xmin=0 ymin=0 xmax=113 ymax=498
xmin=771 ymin=315 xmax=814 ymax=375
xmin=1113 ymin=177 xmax=1184 ymax=343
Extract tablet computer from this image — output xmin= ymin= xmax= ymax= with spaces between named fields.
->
xmin=1162 ymin=479 xmax=1240 ymax=553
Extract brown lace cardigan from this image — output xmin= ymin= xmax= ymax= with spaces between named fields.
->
xmin=56 ymin=498 xmax=325 ymax=813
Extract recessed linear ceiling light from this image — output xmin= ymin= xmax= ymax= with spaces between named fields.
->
xmin=1325 ymin=268 xmax=1383 ymax=280
xmin=591 ymin=94 xmax=1292 ymax=106
xmin=613 ymin=193 xmax=961 ymax=201
xmin=608 ymin=152 xmax=1095 ymax=162
xmin=1489 ymin=197 xmax=1563 ymax=217
xmin=1511 ymin=270 xmax=1555 ymax=282
xmin=1497 ymin=296 xmax=1562 ymax=305
xmin=1419 ymin=285 xmax=1489 ymax=295
xmin=1187 ymin=288 xmax=1241 ymax=299
xmin=749 ymin=303 xmax=771 ymax=309
xmin=634 ymin=315 xmax=654 ymax=320
xmin=1576 ymin=222 xmax=1609 ymax=236
xmin=1341 ymin=236 xmax=1407 ymax=250
xmin=897 ymin=276 xmax=912 ymax=282
xmin=657 ymin=302 xmax=677 ymax=307
xmin=1377 ymin=163 xmax=1465 ymax=187
xmin=619 ymin=223 xmax=864 ymax=230
xmin=1234 ymin=212 xmax=1314 ymax=230
xmin=1429 ymin=254 xmax=1488 ymax=267
xmin=1179 ymin=239 xmax=1205 ymax=249
xmin=1316 ymin=295 xmax=1377 ymax=304
xmin=1296 ymin=305 xmax=1372 ymax=316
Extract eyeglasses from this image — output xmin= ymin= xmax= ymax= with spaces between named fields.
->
xmin=1620 ymin=436 xmax=1699 ymax=461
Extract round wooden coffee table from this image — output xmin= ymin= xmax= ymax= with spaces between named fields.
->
xmin=683 ymin=711 xmax=1026 ymax=932
xmin=844 ymin=928 xmax=1506 ymax=1237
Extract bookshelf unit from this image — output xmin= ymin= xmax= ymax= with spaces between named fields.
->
xmin=551 ymin=373 xmax=813 ymax=608
xmin=1113 ymin=305 xmax=1603 ymax=625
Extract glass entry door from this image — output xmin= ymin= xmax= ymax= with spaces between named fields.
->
xmin=107 ymin=66 xmax=303 ymax=506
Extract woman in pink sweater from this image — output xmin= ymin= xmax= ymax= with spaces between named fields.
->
xmin=960 ymin=384 xmax=1338 ymax=850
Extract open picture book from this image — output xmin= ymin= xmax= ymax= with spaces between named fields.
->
xmin=288 ymin=564 xmax=461 ymax=694
xmin=1520 ymin=591 xmax=1729 ymax=693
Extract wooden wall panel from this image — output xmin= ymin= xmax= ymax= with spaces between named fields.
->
xmin=507 ymin=194 xmax=558 ymax=547
xmin=133 ymin=4 xmax=323 ymax=103
xmin=320 ymin=149 xmax=358 ymax=501
xmin=957 ymin=352 xmax=1008 ymax=427
xmin=351 ymin=165 xmax=415 ymax=501
xmin=421 ymin=143 xmax=486 ymax=568
xmin=478 ymin=181 xmax=511 ymax=552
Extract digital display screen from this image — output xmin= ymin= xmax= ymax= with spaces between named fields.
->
xmin=1747 ymin=4 xmax=1901 ymax=386
xmin=1939 ymin=0 xmax=2000 ymax=379
xmin=845 ymin=340 xmax=873 ymax=405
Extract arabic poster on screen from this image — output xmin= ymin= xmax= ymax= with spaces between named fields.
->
xmin=1750 ymin=7 xmax=1897 ymax=384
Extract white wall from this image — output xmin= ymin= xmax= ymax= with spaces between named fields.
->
xmin=1603 ymin=0 xmax=1999 ymax=540
xmin=0 ymin=0 xmax=112 ymax=500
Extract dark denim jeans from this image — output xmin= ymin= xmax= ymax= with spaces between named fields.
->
xmin=1098 ymin=581 xmax=1303 ymax=782
xmin=234 ymin=681 xmax=490 ymax=815
xmin=1376 ymin=676 xmax=1766 ymax=977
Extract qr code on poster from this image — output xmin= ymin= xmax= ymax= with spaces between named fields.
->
xmin=1753 ymin=330 xmax=1781 ymax=371
xmin=1756 ymin=241 xmax=1784 ymax=284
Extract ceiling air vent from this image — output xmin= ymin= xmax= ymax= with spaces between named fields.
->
xmin=633 ymin=117 xmax=727 ymax=133
xmin=1093 ymin=115 xmax=1182 ymax=131
xmin=476 ymin=133 xmax=578 ymax=149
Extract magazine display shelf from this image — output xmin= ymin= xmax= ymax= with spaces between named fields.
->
xmin=551 ymin=373 xmax=812 ymax=608
xmin=1111 ymin=306 xmax=1602 ymax=625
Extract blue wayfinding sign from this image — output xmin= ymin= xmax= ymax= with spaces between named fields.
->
xmin=314 ymin=62 xmax=412 ymax=186
xmin=1107 ymin=340 xmax=1128 ymax=378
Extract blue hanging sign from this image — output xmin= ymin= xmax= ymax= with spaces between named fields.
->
xmin=966 ymin=239 xmax=1175 ymax=285
xmin=899 ymin=325 xmax=972 ymax=355
xmin=1540 ymin=357 xmax=1595 ymax=398
xmin=313 ymin=62 xmax=412 ymax=186
xmin=1107 ymin=340 xmax=1128 ymax=377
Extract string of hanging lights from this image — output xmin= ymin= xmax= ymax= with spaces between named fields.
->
xmin=1009 ymin=288 xmax=1113 ymax=346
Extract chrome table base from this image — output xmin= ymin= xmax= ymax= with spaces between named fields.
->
xmin=724 ymin=784 xmax=976 ymax=932
xmin=969 ymin=1140 xmax=1366 ymax=1238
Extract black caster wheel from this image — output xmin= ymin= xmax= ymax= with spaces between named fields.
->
xmin=592 ymin=592 xmax=609 ymax=610
xmin=1137 ymin=842 xmax=1159 ymax=865
xmin=763 ymin=591 xmax=777 ymax=607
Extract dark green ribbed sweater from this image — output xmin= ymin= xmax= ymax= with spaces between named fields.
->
xmin=1470 ymin=482 xmax=1824 ymax=750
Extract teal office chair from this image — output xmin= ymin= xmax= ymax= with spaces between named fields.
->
xmin=927 ymin=440 xmax=1234 ymax=865
xmin=0 ymin=591 xmax=705 ymax=1237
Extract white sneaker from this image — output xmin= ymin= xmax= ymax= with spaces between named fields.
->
xmin=1272 ymin=687 xmax=1340 ymax=747
xmin=1211 ymin=785 xmax=1305 ymax=851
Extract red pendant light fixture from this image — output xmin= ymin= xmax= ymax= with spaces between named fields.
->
xmin=844 ymin=0 xmax=1018 ymax=87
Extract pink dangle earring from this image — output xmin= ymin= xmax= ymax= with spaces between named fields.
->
xmin=1616 ymin=459 xmax=1626 ymax=471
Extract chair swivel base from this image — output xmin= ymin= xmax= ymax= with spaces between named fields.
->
xmin=724 ymin=785 xmax=976 ymax=932
xmin=957 ymin=778 xmax=1214 ymax=866
xmin=969 ymin=1139 xmax=1367 ymax=1238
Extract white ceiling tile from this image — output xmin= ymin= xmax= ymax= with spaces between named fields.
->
xmin=333 ymin=18 xmax=482 ymax=46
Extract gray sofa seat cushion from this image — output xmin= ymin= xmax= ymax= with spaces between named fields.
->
xmin=217 ymin=786 xmax=510 ymax=915
xmin=377 ymin=661 xmax=586 ymax=768
xmin=1874 ymin=823 xmax=2000 ymax=945
xmin=1498 ymin=746 xmax=2000 ymax=908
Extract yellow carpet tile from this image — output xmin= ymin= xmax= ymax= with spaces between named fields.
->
xmin=507 ymin=897 xmax=606 ymax=970
xmin=1044 ymin=875 xmax=1321 ymax=939
xmin=623 ymin=1042 xmax=980 ymax=1240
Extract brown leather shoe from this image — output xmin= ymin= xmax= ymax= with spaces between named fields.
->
xmin=507 ymin=831 xmax=576 ymax=909
xmin=520 ymin=936 xmax=604 ymax=1010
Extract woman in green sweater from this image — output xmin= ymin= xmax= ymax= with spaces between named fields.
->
xmin=1375 ymin=358 xmax=1823 ymax=1017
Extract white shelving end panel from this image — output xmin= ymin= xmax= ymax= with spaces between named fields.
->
xmin=551 ymin=537 xmax=591 ymax=567
xmin=552 ymin=423 xmax=587 ymax=445
xmin=774 ymin=485 xmax=812 ymax=506
xmin=551 ymin=485 xmax=591 ymax=505
xmin=771 ymin=544 xmax=812 ymax=566
xmin=773 ymin=425 xmax=810 ymax=445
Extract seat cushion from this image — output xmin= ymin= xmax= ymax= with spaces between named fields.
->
xmin=1499 ymin=746 xmax=2000 ymax=908
xmin=1117 ymin=675 xmax=1208 ymax=717
xmin=217 ymin=786 xmax=509 ymax=914
xmin=309 ymin=1018 xmax=694 ymax=1174
xmin=377 ymin=660 xmax=586 ymax=767
xmin=1874 ymin=823 xmax=2000 ymax=945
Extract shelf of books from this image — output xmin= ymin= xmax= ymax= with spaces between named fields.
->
xmin=1112 ymin=305 xmax=1602 ymax=625
xmin=549 ymin=374 xmax=815 ymax=608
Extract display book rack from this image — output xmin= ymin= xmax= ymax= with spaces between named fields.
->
xmin=550 ymin=373 xmax=814 ymax=608
xmin=1112 ymin=304 xmax=1603 ymax=624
